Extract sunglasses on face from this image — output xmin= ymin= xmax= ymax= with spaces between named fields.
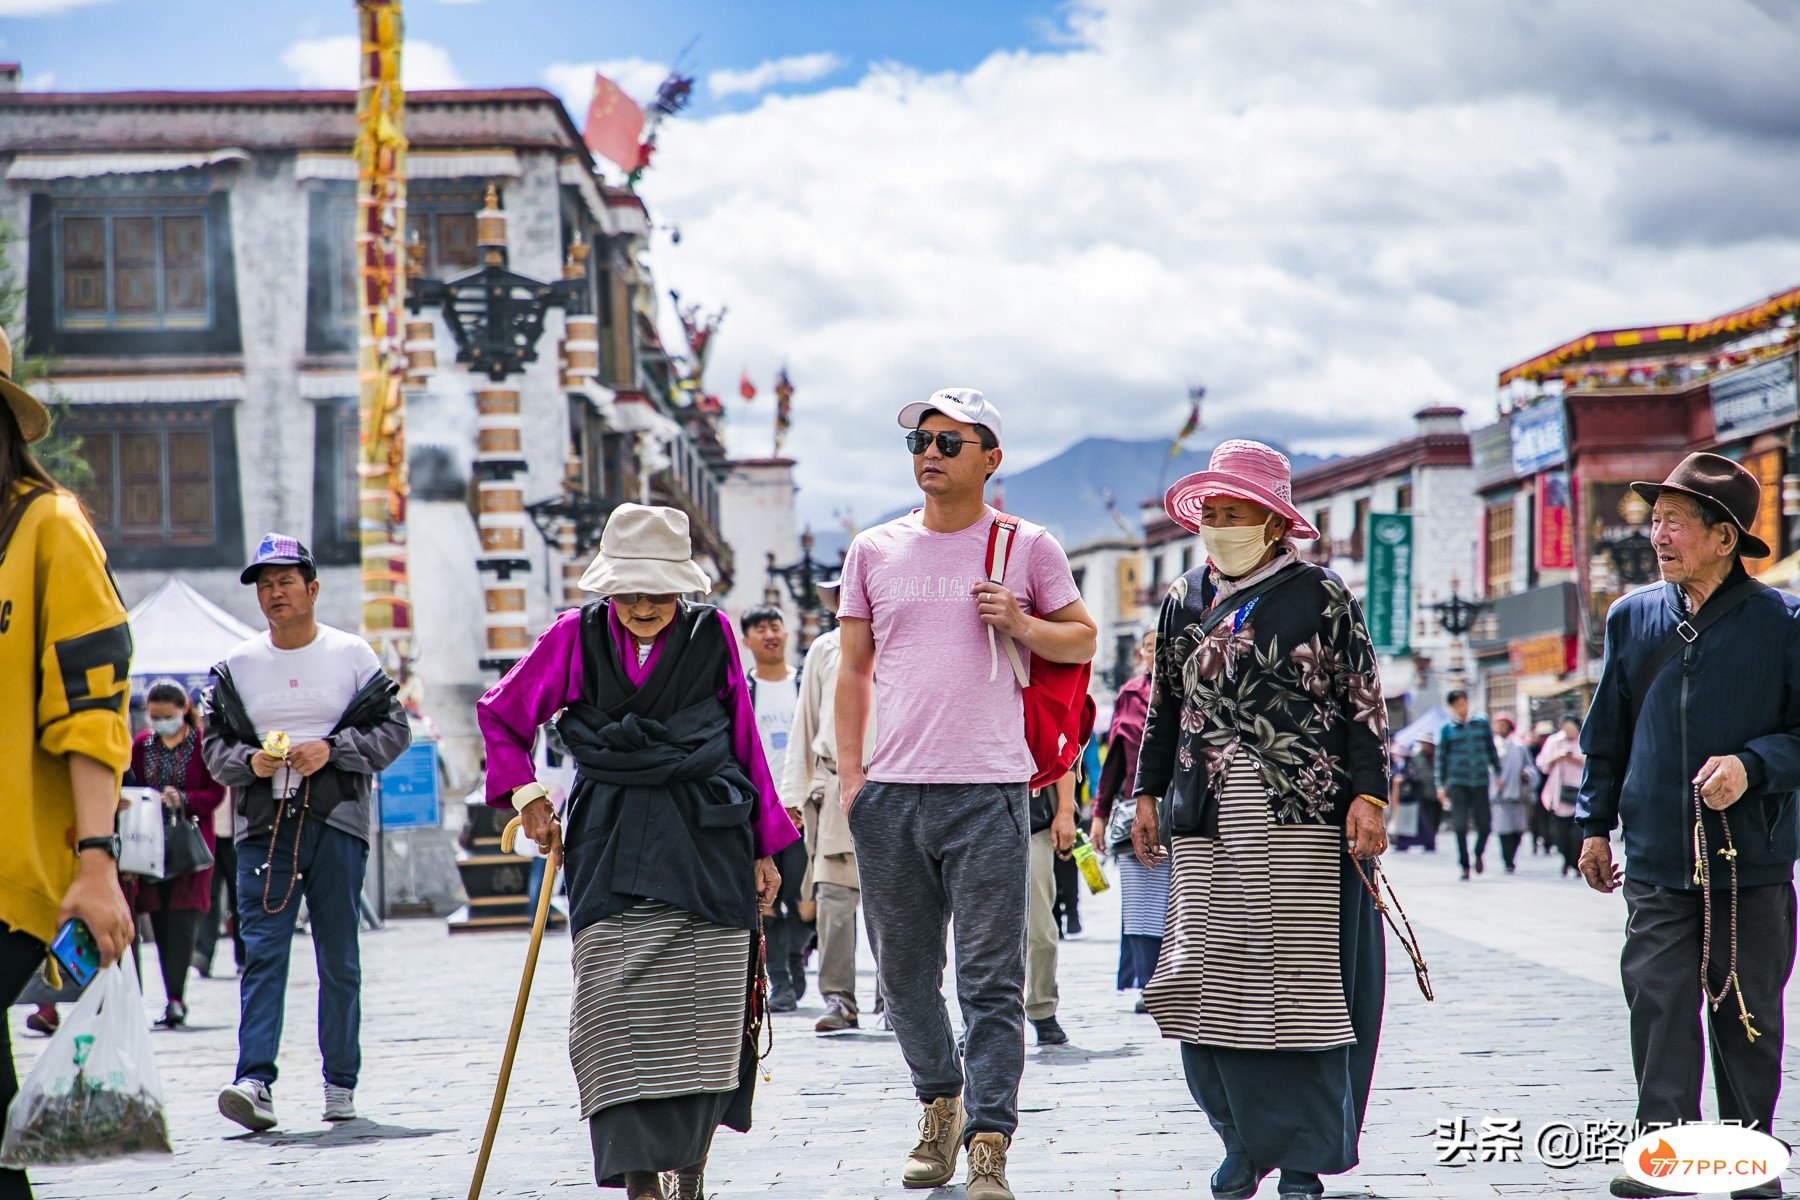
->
xmin=905 ymin=429 xmax=990 ymax=458
xmin=617 ymin=593 xmax=678 ymax=608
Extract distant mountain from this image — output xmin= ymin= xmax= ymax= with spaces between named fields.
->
xmin=809 ymin=437 xmax=1328 ymax=559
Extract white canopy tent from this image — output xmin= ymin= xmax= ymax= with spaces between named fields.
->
xmin=126 ymin=578 xmax=257 ymax=688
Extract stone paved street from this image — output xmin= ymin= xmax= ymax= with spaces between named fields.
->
xmin=14 ymin=842 xmax=1800 ymax=1199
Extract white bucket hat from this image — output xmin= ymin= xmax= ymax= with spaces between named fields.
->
xmin=577 ymin=503 xmax=714 ymax=597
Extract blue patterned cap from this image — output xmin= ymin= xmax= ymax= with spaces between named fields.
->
xmin=241 ymin=532 xmax=315 ymax=585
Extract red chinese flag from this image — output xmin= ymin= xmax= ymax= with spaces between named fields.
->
xmin=739 ymin=369 xmax=757 ymax=401
xmin=584 ymin=72 xmax=647 ymax=172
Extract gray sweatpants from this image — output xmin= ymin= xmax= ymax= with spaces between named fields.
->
xmin=849 ymin=780 xmax=1030 ymax=1142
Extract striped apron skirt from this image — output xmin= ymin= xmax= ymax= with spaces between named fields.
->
xmin=1115 ymin=851 xmax=1171 ymax=990
xmin=1143 ymin=758 xmax=1385 ymax=1175
xmin=571 ymin=899 xmax=756 ymax=1186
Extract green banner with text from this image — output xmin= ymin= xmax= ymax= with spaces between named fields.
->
xmin=1366 ymin=512 xmax=1413 ymax=657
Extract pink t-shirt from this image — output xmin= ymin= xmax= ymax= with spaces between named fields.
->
xmin=839 ymin=508 xmax=1081 ymax=784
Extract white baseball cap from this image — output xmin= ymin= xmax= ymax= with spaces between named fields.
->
xmin=897 ymin=387 xmax=1003 ymax=445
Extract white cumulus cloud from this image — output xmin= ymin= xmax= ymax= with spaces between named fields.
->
xmin=708 ymin=52 xmax=846 ymax=99
xmin=0 ymin=0 xmax=109 ymax=14
xmin=543 ymin=57 xmax=671 ymax=117
xmin=631 ymin=0 xmax=1800 ymax=525
xmin=282 ymin=35 xmax=464 ymax=90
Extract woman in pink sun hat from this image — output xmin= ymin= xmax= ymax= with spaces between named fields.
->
xmin=1129 ymin=439 xmax=1391 ymax=1200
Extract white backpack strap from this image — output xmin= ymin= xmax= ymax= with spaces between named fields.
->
xmin=985 ymin=518 xmax=1031 ymax=688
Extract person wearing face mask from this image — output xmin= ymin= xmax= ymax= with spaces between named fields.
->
xmin=1130 ymin=440 xmax=1391 ymax=1200
xmin=128 ymin=679 xmax=226 ymax=1028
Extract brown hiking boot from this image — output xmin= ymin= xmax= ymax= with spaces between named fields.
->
xmin=902 ymin=1096 xmax=964 ymax=1188
xmin=966 ymin=1132 xmax=1014 ymax=1200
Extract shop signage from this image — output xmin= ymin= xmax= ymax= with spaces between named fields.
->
xmin=1509 ymin=633 xmax=1572 ymax=677
xmin=1710 ymin=354 xmax=1798 ymax=441
xmin=1510 ymin=402 xmax=1569 ymax=475
xmin=1366 ymin=512 xmax=1412 ymax=657
xmin=1536 ymin=471 xmax=1575 ymax=571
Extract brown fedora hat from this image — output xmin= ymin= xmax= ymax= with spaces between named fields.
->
xmin=1631 ymin=452 xmax=1770 ymax=559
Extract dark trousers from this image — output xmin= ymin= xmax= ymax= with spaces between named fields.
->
xmin=851 ymin=781 xmax=1030 ymax=1142
xmin=1497 ymin=832 xmax=1523 ymax=871
xmin=1621 ymin=879 xmax=1797 ymax=1132
xmin=1546 ymin=813 xmax=1582 ymax=873
xmin=1052 ymin=853 xmax=1081 ymax=935
xmin=236 ymin=821 xmax=368 ymax=1089
xmin=0 ymin=927 xmax=45 ymax=1200
xmin=764 ymin=840 xmax=810 ymax=1001
xmin=1448 ymin=784 xmax=1491 ymax=870
xmin=1416 ymin=796 xmax=1442 ymax=851
xmin=196 ymin=836 xmax=244 ymax=973
xmin=146 ymin=908 xmax=202 ymax=1005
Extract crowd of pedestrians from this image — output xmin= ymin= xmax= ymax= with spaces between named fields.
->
xmin=7 ymin=335 xmax=1799 ymax=1200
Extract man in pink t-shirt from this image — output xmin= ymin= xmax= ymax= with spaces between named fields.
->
xmin=835 ymin=388 xmax=1096 ymax=1200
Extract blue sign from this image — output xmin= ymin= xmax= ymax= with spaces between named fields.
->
xmin=1710 ymin=354 xmax=1798 ymax=441
xmin=1510 ymin=402 xmax=1568 ymax=475
xmin=379 ymin=742 xmax=441 ymax=831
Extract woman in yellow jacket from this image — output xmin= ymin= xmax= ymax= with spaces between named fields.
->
xmin=0 ymin=324 xmax=135 ymax=1200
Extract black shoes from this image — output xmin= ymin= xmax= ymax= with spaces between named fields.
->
xmin=156 ymin=999 xmax=188 ymax=1029
xmin=1731 ymin=1182 xmax=1785 ymax=1200
xmin=1278 ymin=1169 xmax=1324 ymax=1198
xmin=768 ymin=986 xmax=798 ymax=1013
xmin=1031 ymin=1017 xmax=1068 ymax=1046
xmin=1210 ymin=1155 xmax=1268 ymax=1200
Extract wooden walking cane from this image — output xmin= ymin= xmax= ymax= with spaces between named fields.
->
xmin=468 ymin=816 xmax=561 ymax=1200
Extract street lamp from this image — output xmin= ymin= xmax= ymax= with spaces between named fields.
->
xmin=1430 ymin=577 xmax=1490 ymax=698
xmin=406 ymin=184 xmax=589 ymax=672
xmin=766 ymin=528 xmax=843 ymax=653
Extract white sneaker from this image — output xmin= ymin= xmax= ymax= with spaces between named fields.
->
xmin=219 ymin=1078 xmax=277 ymax=1132
xmin=323 ymin=1083 xmax=356 ymax=1122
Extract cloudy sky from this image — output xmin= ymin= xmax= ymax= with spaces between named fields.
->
xmin=7 ymin=0 xmax=1800 ymax=526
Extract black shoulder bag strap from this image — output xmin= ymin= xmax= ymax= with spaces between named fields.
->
xmin=1195 ymin=562 xmax=1307 ymax=639
xmin=0 ymin=486 xmax=51 ymax=566
xmin=1625 ymin=577 xmax=1768 ymax=731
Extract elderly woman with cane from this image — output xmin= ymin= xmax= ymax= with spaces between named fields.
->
xmin=1130 ymin=440 xmax=1393 ymax=1200
xmin=477 ymin=504 xmax=798 ymax=1200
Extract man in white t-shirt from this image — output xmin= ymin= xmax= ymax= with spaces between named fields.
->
xmin=836 ymin=389 xmax=1097 ymax=1200
xmin=201 ymin=534 xmax=411 ymax=1133
xmin=743 ymin=605 xmax=809 ymax=1011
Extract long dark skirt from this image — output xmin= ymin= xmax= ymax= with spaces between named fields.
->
xmin=1177 ymin=852 xmax=1385 ymax=1176
xmin=588 ymin=1030 xmax=758 ymax=1186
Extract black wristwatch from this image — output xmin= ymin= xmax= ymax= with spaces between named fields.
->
xmin=76 ymin=835 xmax=121 ymax=861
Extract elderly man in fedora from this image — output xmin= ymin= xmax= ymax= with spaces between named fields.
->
xmin=1576 ymin=452 xmax=1800 ymax=1200
xmin=476 ymin=503 xmax=799 ymax=1200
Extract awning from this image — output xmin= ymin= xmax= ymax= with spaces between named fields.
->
xmin=41 ymin=374 xmax=243 ymax=404
xmin=293 ymin=149 xmax=521 ymax=182
xmin=6 ymin=149 xmax=249 ymax=180
xmin=126 ymin=578 xmax=258 ymax=683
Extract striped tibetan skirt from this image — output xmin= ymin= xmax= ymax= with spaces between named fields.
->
xmin=570 ymin=899 xmax=756 ymax=1187
xmin=1143 ymin=759 xmax=1353 ymax=1050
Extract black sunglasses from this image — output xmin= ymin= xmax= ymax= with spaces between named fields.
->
xmin=905 ymin=430 xmax=991 ymax=458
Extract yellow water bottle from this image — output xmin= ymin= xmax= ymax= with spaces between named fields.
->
xmin=1073 ymin=830 xmax=1110 ymax=895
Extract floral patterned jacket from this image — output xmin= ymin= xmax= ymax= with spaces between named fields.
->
xmin=1132 ymin=559 xmax=1390 ymax=835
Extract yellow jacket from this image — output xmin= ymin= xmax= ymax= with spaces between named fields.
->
xmin=0 ymin=484 xmax=131 ymax=946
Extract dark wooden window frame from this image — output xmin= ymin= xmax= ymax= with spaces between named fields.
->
xmin=64 ymin=401 xmax=244 ymax=570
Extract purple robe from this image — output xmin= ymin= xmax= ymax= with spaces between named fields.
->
xmin=476 ymin=604 xmax=800 ymax=860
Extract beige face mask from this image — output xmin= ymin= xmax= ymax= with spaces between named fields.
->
xmin=1199 ymin=519 xmax=1276 ymax=578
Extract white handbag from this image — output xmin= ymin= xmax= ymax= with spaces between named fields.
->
xmin=117 ymin=787 xmax=166 ymax=880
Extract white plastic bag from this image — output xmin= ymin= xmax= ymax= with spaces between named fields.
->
xmin=117 ymin=787 xmax=165 ymax=880
xmin=1 ymin=962 xmax=171 ymax=1165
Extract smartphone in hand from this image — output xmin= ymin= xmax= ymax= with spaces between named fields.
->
xmin=49 ymin=919 xmax=100 ymax=990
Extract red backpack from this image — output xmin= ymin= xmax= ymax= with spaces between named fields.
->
xmin=985 ymin=514 xmax=1097 ymax=790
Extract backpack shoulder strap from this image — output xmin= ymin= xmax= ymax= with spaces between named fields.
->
xmin=983 ymin=513 xmax=1030 ymax=687
xmin=0 ymin=486 xmax=51 ymax=567
xmin=1193 ymin=562 xmax=1307 ymax=639
xmin=1625 ymin=577 xmax=1769 ymax=731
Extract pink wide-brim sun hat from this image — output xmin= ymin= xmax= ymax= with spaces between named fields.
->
xmin=1165 ymin=439 xmax=1320 ymax=540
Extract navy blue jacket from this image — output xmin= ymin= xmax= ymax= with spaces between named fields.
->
xmin=1577 ymin=567 xmax=1800 ymax=890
